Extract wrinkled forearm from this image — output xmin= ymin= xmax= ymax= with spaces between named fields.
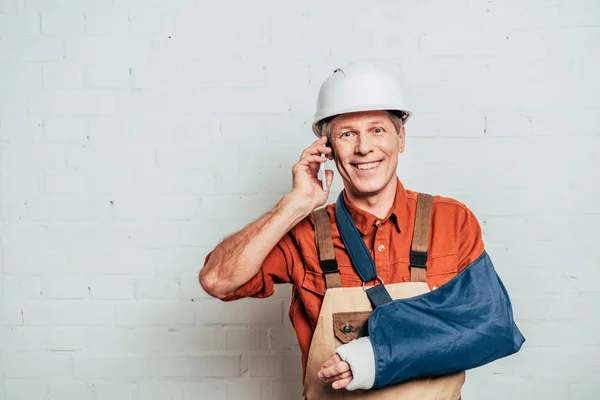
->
xmin=199 ymin=193 xmax=312 ymax=299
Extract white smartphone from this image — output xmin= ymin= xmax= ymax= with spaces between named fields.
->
xmin=320 ymin=155 xmax=327 ymax=191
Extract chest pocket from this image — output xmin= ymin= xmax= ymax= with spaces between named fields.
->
xmin=427 ymin=253 xmax=459 ymax=289
xmin=299 ymin=269 xmax=326 ymax=328
xmin=301 ymin=270 xmax=326 ymax=297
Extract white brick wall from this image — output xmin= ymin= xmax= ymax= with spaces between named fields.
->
xmin=1 ymin=1 xmax=599 ymax=399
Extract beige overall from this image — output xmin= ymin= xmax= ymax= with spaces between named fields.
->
xmin=302 ymin=194 xmax=465 ymax=399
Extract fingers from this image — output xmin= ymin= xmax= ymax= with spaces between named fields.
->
xmin=317 ymin=355 xmax=353 ymax=390
xmin=296 ymin=154 xmax=327 ymax=168
xmin=300 ymin=136 xmax=332 ymax=160
xmin=299 ymin=146 xmax=331 ymax=161
xmin=321 ymin=369 xmax=351 ymax=383
xmin=331 ymin=375 xmax=353 ymax=390
xmin=319 ymin=353 xmax=341 ymax=370
xmin=318 ymin=359 xmax=351 ymax=380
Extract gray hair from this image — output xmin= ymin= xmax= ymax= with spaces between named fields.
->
xmin=318 ymin=111 xmax=406 ymax=139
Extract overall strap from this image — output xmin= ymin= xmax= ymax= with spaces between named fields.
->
xmin=410 ymin=193 xmax=434 ymax=282
xmin=313 ymin=207 xmax=341 ymax=289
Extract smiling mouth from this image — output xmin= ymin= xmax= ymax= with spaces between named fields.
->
xmin=352 ymin=161 xmax=381 ymax=170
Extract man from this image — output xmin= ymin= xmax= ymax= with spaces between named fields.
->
xmin=200 ymin=63 xmax=523 ymax=398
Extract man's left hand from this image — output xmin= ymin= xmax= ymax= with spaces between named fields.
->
xmin=317 ymin=353 xmax=353 ymax=389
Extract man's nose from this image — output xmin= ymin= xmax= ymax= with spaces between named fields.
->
xmin=355 ymin=132 xmax=372 ymax=155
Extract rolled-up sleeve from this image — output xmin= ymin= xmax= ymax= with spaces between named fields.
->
xmin=205 ymin=233 xmax=296 ymax=302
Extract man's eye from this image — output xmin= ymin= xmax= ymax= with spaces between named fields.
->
xmin=341 ymin=132 xmax=352 ymax=137
xmin=374 ymin=128 xmax=383 ymax=134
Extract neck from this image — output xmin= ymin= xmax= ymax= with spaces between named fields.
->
xmin=344 ymin=178 xmax=398 ymax=219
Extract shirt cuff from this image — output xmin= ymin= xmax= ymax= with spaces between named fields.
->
xmin=335 ymin=336 xmax=376 ymax=391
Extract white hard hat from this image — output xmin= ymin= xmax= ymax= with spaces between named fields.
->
xmin=312 ymin=62 xmax=412 ymax=137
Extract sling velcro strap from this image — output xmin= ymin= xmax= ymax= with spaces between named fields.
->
xmin=366 ymin=283 xmax=393 ymax=308
xmin=313 ymin=207 xmax=341 ymax=289
xmin=410 ymin=193 xmax=434 ymax=283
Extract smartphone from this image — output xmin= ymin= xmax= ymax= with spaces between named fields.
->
xmin=320 ymin=157 xmax=327 ymax=191
xmin=320 ymin=140 xmax=331 ymax=191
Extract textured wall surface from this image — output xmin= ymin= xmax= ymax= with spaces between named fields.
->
xmin=1 ymin=0 xmax=599 ymax=399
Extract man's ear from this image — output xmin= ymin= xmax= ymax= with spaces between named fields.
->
xmin=326 ymin=136 xmax=336 ymax=160
xmin=328 ymin=147 xmax=336 ymax=160
xmin=398 ymin=125 xmax=406 ymax=153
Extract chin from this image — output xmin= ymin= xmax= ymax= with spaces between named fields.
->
xmin=349 ymin=177 xmax=388 ymax=196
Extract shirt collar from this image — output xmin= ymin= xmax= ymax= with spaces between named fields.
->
xmin=340 ymin=178 xmax=407 ymax=235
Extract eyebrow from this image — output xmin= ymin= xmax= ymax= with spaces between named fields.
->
xmin=336 ymin=120 xmax=388 ymax=131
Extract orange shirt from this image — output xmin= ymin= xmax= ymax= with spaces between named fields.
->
xmin=212 ymin=178 xmax=485 ymax=380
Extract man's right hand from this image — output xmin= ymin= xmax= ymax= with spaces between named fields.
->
xmin=288 ymin=136 xmax=335 ymax=213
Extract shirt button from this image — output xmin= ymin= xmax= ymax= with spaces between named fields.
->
xmin=375 ymin=220 xmax=382 ymax=227
xmin=432 ymin=285 xmax=438 ymax=290
xmin=377 ymin=244 xmax=385 ymax=252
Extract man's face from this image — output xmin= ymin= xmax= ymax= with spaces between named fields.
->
xmin=329 ymin=110 xmax=405 ymax=197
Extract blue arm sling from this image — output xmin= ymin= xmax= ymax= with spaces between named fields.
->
xmin=335 ymin=192 xmax=525 ymax=389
